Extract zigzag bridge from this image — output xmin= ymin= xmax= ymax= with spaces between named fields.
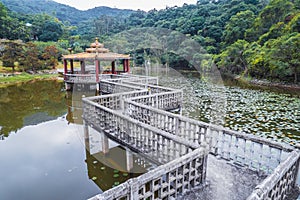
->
xmin=81 ymin=74 xmax=300 ymax=200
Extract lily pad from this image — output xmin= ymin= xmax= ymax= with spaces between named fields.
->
xmin=113 ymin=174 xmax=119 ymax=178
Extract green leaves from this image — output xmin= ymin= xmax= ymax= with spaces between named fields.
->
xmin=216 ymin=40 xmax=249 ymax=75
xmin=222 ymin=10 xmax=255 ymax=46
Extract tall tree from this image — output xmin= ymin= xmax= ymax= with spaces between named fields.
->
xmin=267 ymin=33 xmax=300 ymax=83
xmin=39 ymin=21 xmax=63 ymax=42
xmin=20 ymin=42 xmax=40 ymax=72
xmin=222 ymin=10 xmax=255 ymax=46
xmin=216 ymin=40 xmax=249 ymax=75
xmin=42 ymin=45 xmax=59 ymax=69
xmin=0 ymin=40 xmax=24 ymax=72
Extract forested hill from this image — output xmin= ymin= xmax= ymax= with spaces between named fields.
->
xmin=0 ymin=0 xmax=134 ymax=25
xmin=0 ymin=0 xmax=299 ymax=83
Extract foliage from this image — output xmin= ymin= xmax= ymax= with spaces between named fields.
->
xmin=0 ymin=0 xmax=299 ymax=83
xmin=245 ymin=0 xmax=295 ymax=41
xmin=222 ymin=10 xmax=255 ymax=46
xmin=0 ymin=40 xmax=24 ymax=71
xmin=1 ymin=0 xmax=134 ymax=26
xmin=39 ymin=21 xmax=63 ymax=42
xmin=266 ymin=33 xmax=300 ymax=83
xmin=216 ymin=40 xmax=249 ymax=75
xmin=19 ymin=42 xmax=40 ymax=72
xmin=42 ymin=45 xmax=59 ymax=69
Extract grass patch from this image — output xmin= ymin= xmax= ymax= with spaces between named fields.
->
xmin=0 ymin=73 xmax=61 ymax=88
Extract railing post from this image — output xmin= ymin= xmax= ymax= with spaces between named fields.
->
xmin=129 ymin=179 xmax=139 ymax=200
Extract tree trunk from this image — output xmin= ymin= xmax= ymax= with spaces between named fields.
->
xmin=293 ymin=66 xmax=298 ymax=84
xmin=294 ymin=71 xmax=298 ymax=84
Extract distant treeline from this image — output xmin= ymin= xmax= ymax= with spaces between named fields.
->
xmin=0 ymin=0 xmax=299 ymax=83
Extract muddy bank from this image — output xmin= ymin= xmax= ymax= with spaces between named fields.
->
xmin=221 ymin=74 xmax=300 ymax=95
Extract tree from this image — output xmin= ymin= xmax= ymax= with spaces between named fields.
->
xmin=20 ymin=42 xmax=41 ymax=72
xmin=267 ymin=33 xmax=300 ymax=83
xmin=0 ymin=40 xmax=24 ymax=72
xmin=42 ymin=45 xmax=59 ymax=69
xmin=39 ymin=21 xmax=63 ymax=42
xmin=245 ymin=0 xmax=294 ymax=41
xmin=222 ymin=10 xmax=255 ymax=46
xmin=0 ymin=2 xmax=7 ymax=19
xmin=258 ymin=22 xmax=285 ymax=45
xmin=216 ymin=40 xmax=249 ymax=75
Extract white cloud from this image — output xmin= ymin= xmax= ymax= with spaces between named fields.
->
xmin=53 ymin=0 xmax=197 ymax=11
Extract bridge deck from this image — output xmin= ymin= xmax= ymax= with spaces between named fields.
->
xmin=180 ymin=154 xmax=266 ymax=200
xmin=82 ymin=74 xmax=300 ymax=200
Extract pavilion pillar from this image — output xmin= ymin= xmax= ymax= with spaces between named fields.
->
xmin=123 ymin=59 xmax=130 ymax=73
xmin=80 ymin=60 xmax=86 ymax=74
xmin=126 ymin=59 xmax=130 ymax=72
xmin=112 ymin=61 xmax=116 ymax=74
xmin=95 ymin=60 xmax=100 ymax=82
xmin=70 ymin=60 xmax=74 ymax=74
xmin=122 ymin=60 xmax=126 ymax=73
xmin=63 ymin=59 xmax=68 ymax=80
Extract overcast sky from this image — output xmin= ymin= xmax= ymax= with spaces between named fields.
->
xmin=52 ymin=0 xmax=198 ymax=11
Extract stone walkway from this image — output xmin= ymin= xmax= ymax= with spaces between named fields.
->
xmin=179 ymin=154 xmax=266 ymax=200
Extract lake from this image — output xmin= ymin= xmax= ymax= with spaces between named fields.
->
xmin=0 ymin=71 xmax=299 ymax=200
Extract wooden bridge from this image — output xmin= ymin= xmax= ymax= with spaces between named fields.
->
xmin=82 ymin=74 xmax=300 ymax=200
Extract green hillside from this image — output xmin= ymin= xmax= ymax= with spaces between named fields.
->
xmin=0 ymin=0 xmax=134 ymax=25
xmin=0 ymin=0 xmax=299 ymax=83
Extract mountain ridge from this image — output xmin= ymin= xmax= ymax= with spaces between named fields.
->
xmin=0 ymin=0 xmax=135 ymax=25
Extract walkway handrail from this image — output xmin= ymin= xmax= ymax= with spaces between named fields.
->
xmin=124 ymin=96 xmax=295 ymax=174
xmin=247 ymin=150 xmax=300 ymax=200
xmin=83 ymin=74 xmax=299 ymax=200
xmin=83 ymin=97 xmax=202 ymax=164
xmin=89 ymin=147 xmax=209 ymax=200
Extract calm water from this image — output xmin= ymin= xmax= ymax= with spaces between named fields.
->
xmin=0 ymin=72 xmax=300 ymax=199
xmin=0 ymin=80 xmax=152 ymax=200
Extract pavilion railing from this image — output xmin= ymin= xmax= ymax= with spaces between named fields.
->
xmin=64 ymin=74 xmax=96 ymax=83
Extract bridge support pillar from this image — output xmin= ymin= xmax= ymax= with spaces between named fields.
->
xmin=101 ymin=133 xmax=109 ymax=154
xmin=84 ymin=123 xmax=90 ymax=152
xmin=126 ymin=148 xmax=134 ymax=172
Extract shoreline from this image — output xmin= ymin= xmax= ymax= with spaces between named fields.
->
xmin=221 ymin=73 xmax=300 ymax=93
xmin=0 ymin=72 xmax=62 ymax=88
xmin=247 ymin=78 xmax=300 ymax=90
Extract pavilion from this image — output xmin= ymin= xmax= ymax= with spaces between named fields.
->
xmin=62 ymin=38 xmax=130 ymax=90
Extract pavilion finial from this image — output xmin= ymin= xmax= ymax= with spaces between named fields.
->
xmin=90 ymin=37 xmax=104 ymax=48
xmin=86 ymin=37 xmax=109 ymax=53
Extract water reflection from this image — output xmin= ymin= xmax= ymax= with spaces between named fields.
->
xmin=0 ymin=80 xmax=66 ymax=138
xmin=65 ymin=84 xmax=98 ymax=125
xmin=0 ymin=118 xmax=100 ymax=200
xmin=83 ymin=123 xmax=156 ymax=191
